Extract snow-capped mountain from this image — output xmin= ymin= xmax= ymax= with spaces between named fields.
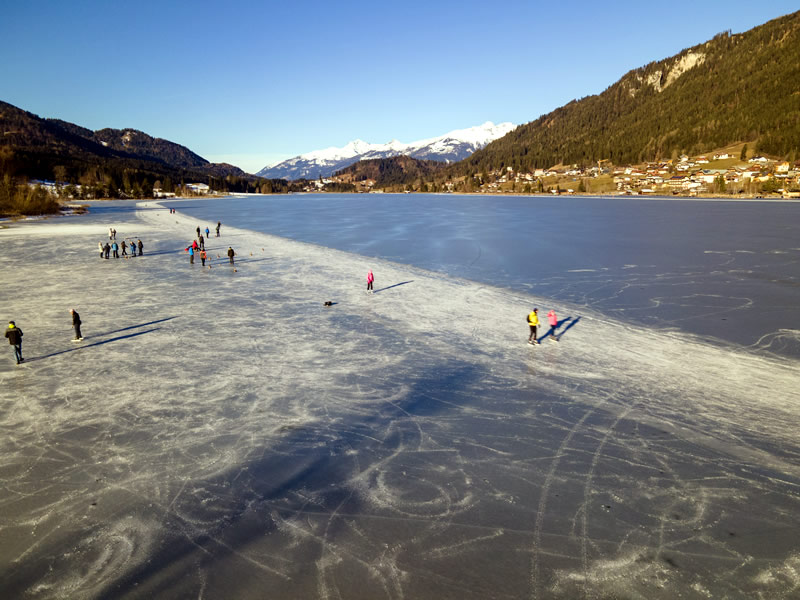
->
xmin=257 ymin=121 xmax=516 ymax=180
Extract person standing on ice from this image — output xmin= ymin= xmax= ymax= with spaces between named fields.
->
xmin=546 ymin=309 xmax=559 ymax=342
xmin=104 ymin=242 xmax=111 ymax=259
xmin=205 ymin=226 xmax=210 ymax=239
xmin=137 ymin=239 xmax=143 ymax=255
xmin=216 ymin=221 xmax=221 ymax=237
xmin=70 ymin=309 xmax=82 ymax=341
xmin=198 ymin=234 xmax=204 ymax=250
xmin=366 ymin=269 xmax=374 ymax=293
xmin=227 ymin=246 xmax=235 ymax=264
xmin=189 ymin=246 xmax=195 ymax=264
xmin=196 ymin=226 xmax=201 ymax=239
xmin=130 ymin=240 xmax=136 ymax=257
xmin=5 ymin=321 xmax=23 ymax=364
xmin=527 ymin=308 xmax=540 ymax=345
xmin=121 ymin=240 xmax=127 ymax=256
xmin=98 ymin=242 xmax=104 ymax=258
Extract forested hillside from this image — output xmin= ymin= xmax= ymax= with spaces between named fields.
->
xmin=0 ymin=100 xmax=290 ymax=203
xmin=458 ymin=11 xmax=800 ymax=174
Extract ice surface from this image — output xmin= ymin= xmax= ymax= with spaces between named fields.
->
xmin=0 ymin=201 xmax=799 ymax=599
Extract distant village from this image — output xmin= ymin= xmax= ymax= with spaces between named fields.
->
xmin=317 ymin=150 xmax=800 ymax=198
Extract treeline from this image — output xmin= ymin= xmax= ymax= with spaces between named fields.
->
xmin=0 ymin=175 xmax=60 ymax=216
xmin=452 ymin=10 xmax=800 ymax=176
xmin=335 ymin=156 xmax=447 ymax=187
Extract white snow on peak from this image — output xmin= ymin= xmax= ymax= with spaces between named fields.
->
xmin=258 ymin=121 xmax=516 ymax=179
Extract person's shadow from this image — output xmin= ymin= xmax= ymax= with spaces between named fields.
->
xmin=372 ymin=281 xmax=413 ymax=294
xmin=553 ymin=316 xmax=581 ymax=340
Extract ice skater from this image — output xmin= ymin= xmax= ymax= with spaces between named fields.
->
xmin=366 ymin=269 xmax=374 ymax=293
xmin=200 ymin=249 xmax=207 ymax=266
xmin=5 ymin=321 xmax=23 ymax=364
xmin=527 ymin=308 xmax=540 ymax=345
xmin=137 ymin=239 xmax=143 ymax=255
xmin=121 ymin=240 xmax=128 ymax=256
xmin=216 ymin=221 xmax=221 ymax=237
xmin=205 ymin=226 xmax=210 ymax=239
xmin=546 ymin=309 xmax=559 ymax=342
xmin=227 ymin=246 xmax=235 ymax=264
xmin=199 ymin=234 xmax=204 ymax=250
xmin=70 ymin=309 xmax=82 ymax=341
xmin=196 ymin=226 xmax=201 ymax=239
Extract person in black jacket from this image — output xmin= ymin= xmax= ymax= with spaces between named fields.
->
xmin=70 ymin=309 xmax=82 ymax=341
xmin=137 ymin=239 xmax=143 ymax=255
xmin=227 ymin=246 xmax=235 ymax=264
xmin=5 ymin=321 xmax=23 ymax=364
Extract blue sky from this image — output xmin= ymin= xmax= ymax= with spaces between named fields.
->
xmin=1 ymin=1 xmax=797 ymax=173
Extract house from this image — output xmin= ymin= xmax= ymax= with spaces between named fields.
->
xmin=749 ymin=156 xmax=769 ymax=163
xmin=186 ymin=183 xmax=211 ymax=194
xmin=697 ymin=156 xmax=709 ymax=164
xmin=713 ymin=153 xmax=730 ymax=160
xmin=776 ymin=162 xmax=791 ymax=173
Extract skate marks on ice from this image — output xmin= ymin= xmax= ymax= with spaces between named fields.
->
xmin=1 ymin=203 xmax=800 ymax=598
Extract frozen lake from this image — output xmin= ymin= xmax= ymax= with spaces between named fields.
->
xmin=1 ymin=199 xmax=799 ymax=599
xmin=178 ymin=193 xmax=800 ymax=358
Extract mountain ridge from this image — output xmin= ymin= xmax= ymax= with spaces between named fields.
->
xmin=258 ymin=121 xmax=515 ymax=180
xmin=456 ymin=11 xmax=800 ymax=175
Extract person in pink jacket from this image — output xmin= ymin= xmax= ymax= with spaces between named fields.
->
xmin=546 ymin=309 xmax=559 ymax=342
xmin=366 ymin=269 xmax=374 ymax=293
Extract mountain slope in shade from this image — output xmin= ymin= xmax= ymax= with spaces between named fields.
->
xmin=257 ymin=121 xmax=516 ymax=180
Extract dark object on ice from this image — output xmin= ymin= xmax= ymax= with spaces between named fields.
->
xmin=227 ymin=246 xmax=235 ymax=264
xmin=71 ymin=309 xmax=82 ymax=340
xmin=216 ymin=221 xmax=221 ymax=237
xmin=137 ymin=239 xmax=143 ymax=255
xmin=104 ymin=243 xmax=110 ymax=259
xmin=5 ymin=321 xmax=23 ymax=364
xmin=324 ymin=301 xmax=334 ymax=306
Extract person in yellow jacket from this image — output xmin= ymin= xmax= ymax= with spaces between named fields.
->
xmin=527 ymin=308 xmax=540 ymax=345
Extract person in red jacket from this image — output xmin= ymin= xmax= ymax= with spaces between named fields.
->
xmin=546 ymin=309 xmax=559 ymax=342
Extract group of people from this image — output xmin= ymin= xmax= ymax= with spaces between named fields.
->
xmin=5 ymin=309 xmax=82 ymax=365
xmin=527 ymin=308 xmax=560 ymax=345
xmin=186 ymin=223 xmax=234 ymax=266
xmin=99 ymin=238 xmax=143 ymax=259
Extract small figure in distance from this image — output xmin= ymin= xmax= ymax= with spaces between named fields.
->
xmin=130 ymin=239 xmax=136 ymax=257
xmin=5 ymin=320 xmax=23 ymax=364
xmin=200 ymin=249 xmax=207 ymax=266
xmin=366 ymin=269 xmax=374 ymax=293
xmin=546 ymin=309 xmax=559 ymax=342
xmin=196 ymin=226 xmax=201 ymax=239
xmin=121 ymin=240 xmax=127 ymax=256
xmin=227 ymin=246 xmax=235 ymax=265
xmin=527 ymin=308 xmax=540 ymax=345
xmin=104 ymin=242 xmax=111 ymax=259
xmin=216 ymin=221 xmax=221 ymax=237
xmin=70 ymin=308 xmax=83 ymax=341
xmin=324 ymin=301 xmax=333 ymax=306
xmin=189 ymin=245 xmax=195 ymax=264
xmin=205 ymin=226 xmax=210 ymax=239
xmin=137 ymin=239 xmax=143 ymax=255
xmin=199 ymin=234 xmax=204 ymax=250
xmin=98 ymin=241 xmax=104 ymax=258
xmin=111 ymin=240 xmax=119 ymax=259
